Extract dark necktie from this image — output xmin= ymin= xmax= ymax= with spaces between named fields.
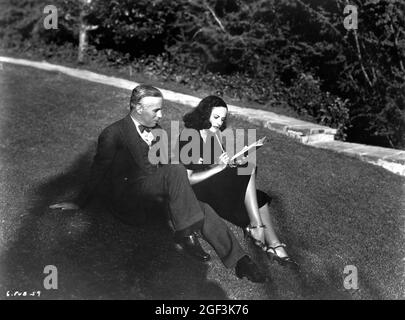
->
xmin=138 ymin=125 xmax=163 ymax=166
xmin=138 ymin=124 xmax=155 ymax=133
xmin=138 ymin=124 xmax=160 ymax=149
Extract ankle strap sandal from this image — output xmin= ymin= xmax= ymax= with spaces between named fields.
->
xmin=266 ymin=243 xmax=299 ymax=269
xmin=244 ymin=224 xmax=267 ymax=250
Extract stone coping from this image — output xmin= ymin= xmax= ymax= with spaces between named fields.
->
xmin=0 ymin=56 xmax=403 ymax=177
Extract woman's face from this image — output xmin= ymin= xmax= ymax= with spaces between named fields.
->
xmin=208 ymin=106 xmax=227 ymax=132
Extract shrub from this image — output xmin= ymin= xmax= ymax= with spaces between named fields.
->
xmin=286 ymin=73 xmax=350 ymax=139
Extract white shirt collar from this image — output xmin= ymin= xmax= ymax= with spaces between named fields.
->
xmin=130 ymin=116 xmax=154 ymax=147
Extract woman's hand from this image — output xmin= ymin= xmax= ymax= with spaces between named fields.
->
xmin=49 ymin=202 xmax=80 ymax=211
xmin=235 ymin=156 xmax=249 ymax=166
xmin=218 ymin=152 xmax=230 ymax=170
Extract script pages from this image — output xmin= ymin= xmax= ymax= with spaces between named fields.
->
xmin=230 ymin=136 xmax=267 ymax=161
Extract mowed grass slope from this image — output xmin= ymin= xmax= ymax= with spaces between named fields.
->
xmin=0 ymin=64 xmax=403 ymax=299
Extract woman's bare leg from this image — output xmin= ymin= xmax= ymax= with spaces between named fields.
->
xmin=244 ymin=169 xmax=265 ymax=243
xmin=244 ymin=169 xmax=288 ymax=257
xmin=259 ymin=204 xmax=287 ymax=258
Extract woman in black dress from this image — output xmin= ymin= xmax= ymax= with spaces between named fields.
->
xmin=179 ymin=96 xmax=297 ymax=267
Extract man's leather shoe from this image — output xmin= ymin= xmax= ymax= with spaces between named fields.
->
xmin=175 ymin=233 xmax=211 ymax=262
xmin=235 ymin=256 xmax=266 ymax=283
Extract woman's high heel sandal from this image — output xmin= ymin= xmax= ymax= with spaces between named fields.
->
xmin=266 ymin=243 xmax=299 ymax=269
xmin=244 ymin=224 xmax=267 ymax=250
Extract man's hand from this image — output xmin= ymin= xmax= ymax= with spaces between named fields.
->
xmin=49 ymin=202 xmax=80 ymax=211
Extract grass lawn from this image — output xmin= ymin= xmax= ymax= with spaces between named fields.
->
xmin=0 ymin=63 xmax=404 ymax=300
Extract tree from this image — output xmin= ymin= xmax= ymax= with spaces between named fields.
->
xmin=77 ymin=0 xmax=98 ymax=63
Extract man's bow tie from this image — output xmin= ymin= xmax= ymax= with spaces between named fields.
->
xmin=138 ymin=124 xmax=156 ymax=133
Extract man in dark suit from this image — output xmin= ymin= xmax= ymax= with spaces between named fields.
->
xmin=50 ymin=84 xmax=266 ymax=283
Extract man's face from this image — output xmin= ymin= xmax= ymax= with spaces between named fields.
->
xmin=137 ymin=96 xmax=163 ymax=127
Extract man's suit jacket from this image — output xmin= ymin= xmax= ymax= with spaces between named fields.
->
xmin=76 ymin=114 xmax=167 ymax=221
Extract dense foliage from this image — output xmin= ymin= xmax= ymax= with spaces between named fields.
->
xmin=1 ymin=0 xmax=404 ymax=148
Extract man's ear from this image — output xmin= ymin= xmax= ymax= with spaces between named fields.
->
xmin=135 ymin=103 xmax=143 ymax=114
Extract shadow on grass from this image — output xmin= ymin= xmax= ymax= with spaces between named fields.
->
xmin=1 ymin=150 xmax=227 ymax=299
xmin=2 ymin=63 xmax=403 ymax=300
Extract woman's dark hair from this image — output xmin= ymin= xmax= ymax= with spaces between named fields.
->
xmin=183 ymin=96 xmax=228 ymax=131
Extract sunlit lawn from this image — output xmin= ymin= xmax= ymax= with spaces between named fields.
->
xmin=0 ymin=63 xmax=403 ymax=299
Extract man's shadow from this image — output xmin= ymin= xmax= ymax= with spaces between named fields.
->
xmin=1 ymin=147 xmax=227 ymax=299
